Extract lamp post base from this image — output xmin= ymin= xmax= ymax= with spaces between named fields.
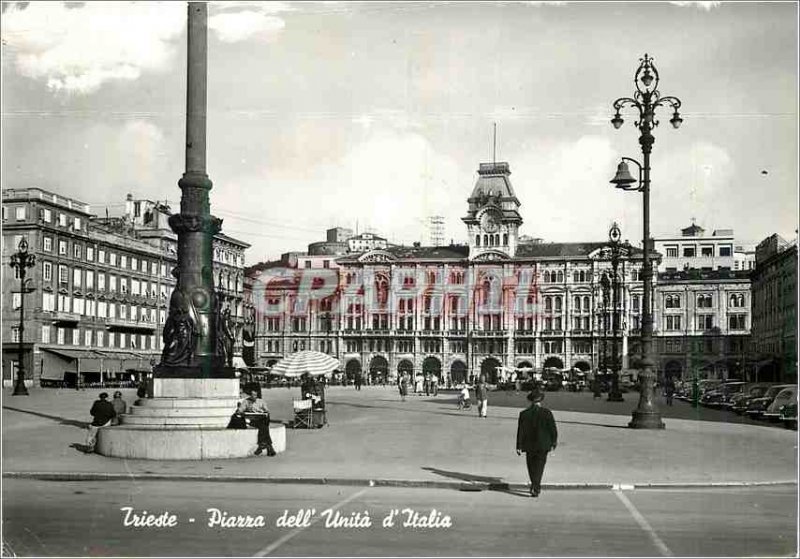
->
xmin=12 ymin=384 xmax=29 ymax=396
xmin=607 ymin=391 xmax=625 ymax=402
xmin=628 ymin=409 xmax=665 ymax=429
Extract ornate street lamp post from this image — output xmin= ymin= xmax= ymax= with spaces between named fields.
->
xmin=600 ymin=271 xmax=611 ymax=388
xmin=606 ymin=222 xmax=627 ymax=402
xmin=9 ymin=238 xmax=36 ymax=395
xmin=610 ymin=53 xmax=683 ymax=429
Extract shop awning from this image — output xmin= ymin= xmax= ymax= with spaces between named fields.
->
xmin=42 ymin=348 xmax=108 ymax=360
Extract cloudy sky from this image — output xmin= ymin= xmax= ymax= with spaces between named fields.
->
xmin=2 ymin=1 xmax=797 ymax=263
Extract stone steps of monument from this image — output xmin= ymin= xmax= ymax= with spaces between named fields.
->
xmin=133 ymin=397 xmax=240 ymax=409
xmin=97 ymin=424 xmax=287 ymax=459
xmin=125 ymin=407 xmax=234 ymax=418
xmin=121 ymin=414 xmax=230 ymax=426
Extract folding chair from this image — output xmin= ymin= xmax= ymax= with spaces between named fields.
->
xmin=292 ymin=398 xmax=314 ymax=429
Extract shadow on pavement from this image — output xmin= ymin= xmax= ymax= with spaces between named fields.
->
xmin=422 ymin=467 xmax=532 ymax=499
xmin=558 ymin=419 xmax=629 ymax=430
xmin=3 ymin=406 xmax=87 ymax=429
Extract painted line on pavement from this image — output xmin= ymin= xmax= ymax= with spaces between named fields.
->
xmin=613 ymin=488 xmax=673 ymax=557
xmin=252 ymin=487 xmax=369 ymax=557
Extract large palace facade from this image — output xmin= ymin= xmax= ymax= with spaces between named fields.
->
xmin=246 ymin=160 xmax=753 ymax=384
xmin=249 ymin=162 xmax=655 ymax=384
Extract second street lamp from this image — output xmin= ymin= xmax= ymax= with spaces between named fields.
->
xmin=610 ymin=53 xmax=683 ymax=429
xmin=9 ymin=237 xmax=36 ymax=396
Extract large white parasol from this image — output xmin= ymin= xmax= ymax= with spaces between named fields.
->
xmin=270 ymin=351 xmax=339 ymax=378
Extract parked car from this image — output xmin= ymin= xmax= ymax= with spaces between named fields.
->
xmin=745 ymin=384 xmax=795 ymax=418
xmin=700 ymin=381 xmax=746 ymax=407
xmin=779 ymin=401 xmax=797 ymax=430
xmin=762 ymin=385 xmax=797 ymax=422
xmin=730 ymin=383 xmax=774 ymax=414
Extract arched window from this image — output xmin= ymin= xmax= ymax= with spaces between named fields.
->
xmin=544 ymin=297 xmax=552 ymax=312
xmin=557 ymin=271 xmax=564 ymax=283
xmin=484 ymin=235 xmax=488 ymax=247
xmin=583 ymin=296 xmax=590 ymax=310
xmin=573 ymin=296 xmax=581 ymax=312
xmin=573 ymin=271 xmax=580 ymax=282
xmin=476 ymin=235 xmax=480 ymax=247
xmin=503 ymin=233 xmax=508 ymax=245
xmin=555 ymin=296 xmax=562 ymax=313
xmin=495 ymin=234 xmax=500 ymax=246
xmin=489 ymin=235 xmax=494 ymax=247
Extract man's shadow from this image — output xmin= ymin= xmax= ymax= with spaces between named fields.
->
xmin=3 ymin=406 xmax=88 ymax=428
xmin=421 ymin=467 xmax=530 ymax=498
xmin=558 ymin=419 xmax=628 ymax=430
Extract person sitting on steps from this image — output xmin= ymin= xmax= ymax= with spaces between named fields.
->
xmin=231 ymin=389 xmax=276 ymax=457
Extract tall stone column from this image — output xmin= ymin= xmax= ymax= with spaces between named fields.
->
xmin=155 ymin=2 xmax=233 ymax=380
xmin=96 ymin=3 xmax=287 ymax=458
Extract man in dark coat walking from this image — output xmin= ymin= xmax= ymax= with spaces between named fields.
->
xmin=516 ymin=388 xmax=558 ymax=497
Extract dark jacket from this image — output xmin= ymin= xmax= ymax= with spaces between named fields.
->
xmin=516 ymin=404 xmax=558 ymax=453
xmin=90 ymin=400 xmax=116 ymax=427
xmin=476 ymin=383 xmax=488 ymax=400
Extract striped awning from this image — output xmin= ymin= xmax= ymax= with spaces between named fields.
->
xmin=270 ymin=351 xmax=338 ymax=378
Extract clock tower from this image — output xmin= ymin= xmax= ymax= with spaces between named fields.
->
xmin=463 ymin=161 xmax=523 ymax=259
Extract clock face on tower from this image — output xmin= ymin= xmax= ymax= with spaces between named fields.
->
xmin=481 ymin=212 xmax=500 ymax=233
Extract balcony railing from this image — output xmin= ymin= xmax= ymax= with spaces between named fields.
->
xmin=472 ymin=330 xmax=507 ymax=336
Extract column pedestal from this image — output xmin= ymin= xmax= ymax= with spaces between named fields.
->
xmin=96 ymin=378 xmax=286 ymax=459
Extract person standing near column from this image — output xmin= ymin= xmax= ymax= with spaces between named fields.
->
xmin=476 ymin=375 xmax=488 ymax=418
xmin=516 ymin=388 xmax=558 ymax=497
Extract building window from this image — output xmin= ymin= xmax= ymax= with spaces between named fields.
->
xmin=72 ymin=329 xmax=79 ymax=345
xmin=665 ymin=246 xmax=678 ymax=258
xmin=665 ymin=315 xmax=682 ymax=331
xmin=121 ymin=255 xmax=128 ymax=269
xmin=43 ymin=293 xmax=55 ymax=312
xmin=12 ymin=293 xmax=21 ymax=310
xmin=632 ymin=294 xmax=641 ymax=312
xmin=665 ymin=294 xmax=681 ymax=308
xmin=110 ymin=253 xmax=117 ymax=266
xmin=43 ymin=237 xmax=52 ymax=252
xmin=683 ymin=246 xmax=695 ymax=257
xmin=84 ymin=330 xmax=92 ymax=346
xmin=719 ymin=246 xmax=732 ymax=257
xmin=86 ymin=247 xmax=94 ymax=261
xmin=304 ymin=261 xmax=311 ymax=269
xmin=73 ymin=268 xmax=82 ymax=288
xmin=58 ymin=213 xmax=67 ymax=227
xmin=57 ymin=328 xmax=65 ymax=345
xmin=97 ymin=331 xmax=104 ymax=347
xmin=696 ymin=294 xmax=713 ymax=308
xmin=58 ymin=240 xmax=67 ymax=255
xmin=41 ymin=325 xmax=50 ymax=344
xmin=697 ymin=315 xmax=714 ymax=330
xmin=701 ymin=246 xmax=714 ymax=257
xmin=43 ymin=261 xmax=52 ymax=282
xmin=58 ymin=265 xmax=69 ymax=287
xmin=15 ymin=206 xmax=26 ymax=220
xmin=728 ymin=314 xmax=746 ymax=330
xmin=74 ymin=217 xmax=82 ymax=231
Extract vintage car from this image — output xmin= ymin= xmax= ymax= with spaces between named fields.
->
xmin=730 ymin=383 xmax=774 ymax=414
xmin=699 ymin=381 xmax=746 ymax=407
xmin=745 ymin=384 xmax=795 ymax=418
xmin=779 ymin=401 xmax=797 ymax=430
xmin=762 ymin=385 xmax=797 ymax=422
